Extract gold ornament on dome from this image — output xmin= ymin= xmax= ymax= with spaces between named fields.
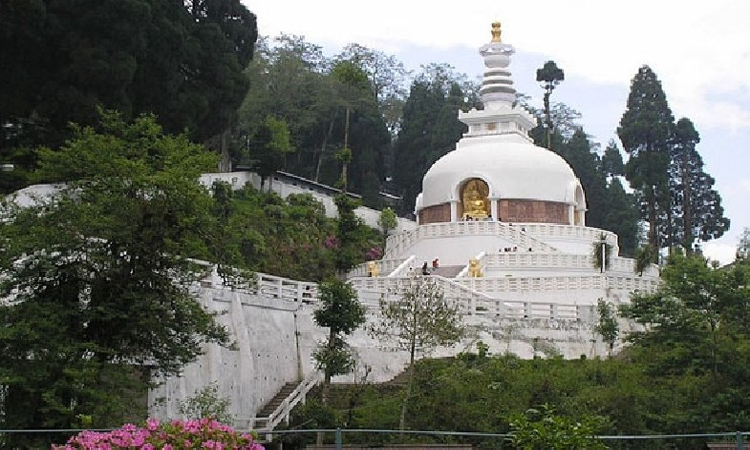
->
xmin=491 ymin=22 xmax=502 ymax=43
xmin=461 ymin=178 xmax=490 ymax=220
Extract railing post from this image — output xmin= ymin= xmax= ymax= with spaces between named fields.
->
xmin=737 ymin=431 xmax=744 ymax=449
xmin=335 ymin=427 xmax=343 ymax=450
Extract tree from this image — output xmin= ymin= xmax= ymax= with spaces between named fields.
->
xmin=536 ymin=61 xmax=565 ymax=150
xmin=0 ymin=113 xmax=230 ymax=447
xmin=0 ymin=0 xmax=257 ymax=163
xmin=393 ymin=64 xmax=472 ymax=215
xmin=601 ymin=178 xmax=640 ymax=257
xmin=737 ymin=227 xmax=750 ymax=262
xmin=617 ymin=66 xmax=674 ymax=254
xmin=509 ymin=405 xmax=608 ymax=450
xmin=601 ymin=140 xmax=624 ymax=178
xmin=557 ymin=129 xmax=607 ymax=228
xmin=634 ymin=245 xmax=656 ymax=276
xmin=247 ymin=116 xmax=294 ymax=191
xmin=312 ymin=278 xmax=366 ymax=446
xmin=595 ymin=299 xmax=619 ymax=356
xmin=378 ymin=207 xmax=398 ymax=236
xmin=369 ymin=277 xmax=464 ymax=429
xmin=668 ymin=117 xmax=729 ymax=254
xmin=336 ymin=43 xmax=408 ymax=135
xmin=178 ymin=382 xmax=233 ymax=424
xmin=313 ymin=279 xmax=366 ymax=401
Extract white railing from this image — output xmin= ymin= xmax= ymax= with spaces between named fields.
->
xmin=454 ymin=274 xmax=659 ymax=295
xmin=252 ymin=370 xmax=323 ymax=433
xmin=201 ymin=265 xmax=319 ymax=305
xmin=350 ymin=275 xmax=610 ymax=323
xmin=517 ymin=223 xmax=619 ymax=249
xmin=484 ymin=253 xmax=659 ymax=277
xmin=383 ymin=221 xmax=559 ymax=258
xmin=350 ymin=275 xmax=497 ymax=316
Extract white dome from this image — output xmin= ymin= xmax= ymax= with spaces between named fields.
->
xmin=420 ymin=134 xmax=581 ymax=208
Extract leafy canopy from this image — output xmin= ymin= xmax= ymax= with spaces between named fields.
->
xmin=0 ymin=112 xmax=229 ymax=439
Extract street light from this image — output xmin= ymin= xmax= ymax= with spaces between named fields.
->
xmin=1 ymin=163 xmax=14 ymax=172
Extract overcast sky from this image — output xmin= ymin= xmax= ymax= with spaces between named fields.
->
xmin=245 ymin=0 xmax=750 ymax=264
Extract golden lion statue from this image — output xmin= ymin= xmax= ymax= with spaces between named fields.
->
xmin=367 ymin=261 xmax=380 ymax=277
xmin=468 ymin=258 xmax=483 ymax=277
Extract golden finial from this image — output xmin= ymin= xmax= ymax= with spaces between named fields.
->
xmin=491 ymin=21 xmax=502 ymax=43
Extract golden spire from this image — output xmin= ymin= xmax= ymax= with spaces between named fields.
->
xmin=491 ymin=21 xmax=502 ymax=43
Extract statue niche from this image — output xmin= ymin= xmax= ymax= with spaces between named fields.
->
xmin=461 ymin=178 xmax=490 ymax=220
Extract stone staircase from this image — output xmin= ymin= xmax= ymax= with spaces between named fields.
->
xmin=429 ymin=265 xmax=464 ymax=278
xmin=252 ymin=370 xmax=323 ymax=433
xmin=257 ymin=381 xmax=299 ymax=419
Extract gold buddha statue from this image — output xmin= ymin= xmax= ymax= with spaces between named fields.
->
xmin=462 ymin=179 xmax=489 ymax=219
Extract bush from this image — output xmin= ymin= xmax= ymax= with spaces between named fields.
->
xmin=54 ymin=417 xmax=264 ymax=449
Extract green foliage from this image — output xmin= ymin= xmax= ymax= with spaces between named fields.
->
xmin=0 ymin=113 xmax=230 ymax=444
xmin=602 ymin=140 xmax=625 ymax=177
xmin=635 ymin=245 xmax=656 ymax=273
xmin=536 ymin=60 xmax=565 ymax=150
xmin=246 ymin=115 xmax=294 ymax=189
xmin=509 ymin=405 xmax=608 ymax=450
xmin=666 ymin=117 xmax=728 ymax=253
xmin=0 ymin=0 xmax=257 ymax=154
xmin=178 ymin=382 xmax=233 ymax=424
xmin=737 ymin=227 xmax=750 ymax=262
xmin=595 ymin=300 xmax=619 ymax=354
xmin=370 ymin=278 xmax=464 ymax=363
xmin=617 ymin=65 xmax=674 ymax=250
xmin=236 ymin=36 xmax=390 ymax=206
xmin=592 ymin=235 xmax=613 ymax=272
xmin=369 ymin=277 xmax=464 ymax=429
xmin=378 ymin=207 xmax=398 ymax=235
xmin=393 ymin=65 xmax=474 ymax=215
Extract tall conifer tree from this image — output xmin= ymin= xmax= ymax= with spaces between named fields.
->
xmin=617 ymin=65 xmax=674 ymax=255
xmin=668 ymin=117 xmax=729 ymax=253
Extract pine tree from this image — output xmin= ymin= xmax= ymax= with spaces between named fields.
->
xmin=668 ymin=117 xmax=729 ymax=253
xmin=536 ymin=61 xmax=565 ymax=150
xmin=617 ymin=65 xmax=674 ymax=256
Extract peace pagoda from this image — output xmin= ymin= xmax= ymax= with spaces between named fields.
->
xmin=347 ymin=22 xmax=659 ymax=359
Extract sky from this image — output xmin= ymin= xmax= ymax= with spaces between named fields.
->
xmin=245 ymin=0 xmax=750 ymax=265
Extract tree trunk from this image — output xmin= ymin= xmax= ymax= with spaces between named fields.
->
xmin=341 ymin=107 xmax=350 ymax=192
xmin=399 ymin=341 xmax=417 ymax=430
xmin=315 ymin=110 xmax=338 ymax=182
xmin=543 ymin=92 xmax=552 ymax=150
xmin=218 ymin=128 xmax=232 ymax=172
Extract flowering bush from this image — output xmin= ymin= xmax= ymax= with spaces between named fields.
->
xmin=53 ymin=417 xmax=265 ymax=450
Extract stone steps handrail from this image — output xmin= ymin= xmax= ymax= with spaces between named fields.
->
xmin=383 ymin=221 xmax=559 ymax=258
xmin=253 ymin=370 xmax=323 ymax=433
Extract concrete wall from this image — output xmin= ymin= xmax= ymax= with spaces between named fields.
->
xmin=149 ymin=279 xmax=617 ymax=428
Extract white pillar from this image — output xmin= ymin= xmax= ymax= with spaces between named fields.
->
xmin=490 ymin=199 xmax=498 ymax=221
xmin=450 ymin=201 xmax=459 ymax=222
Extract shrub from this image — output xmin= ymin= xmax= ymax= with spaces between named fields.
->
xmin=54 ymin=417 xmax=264 ymax=450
